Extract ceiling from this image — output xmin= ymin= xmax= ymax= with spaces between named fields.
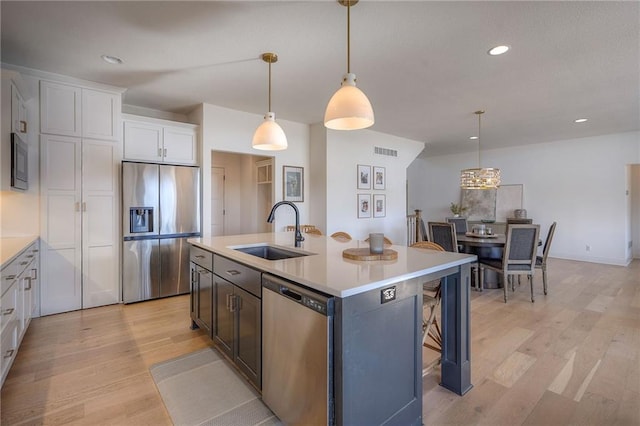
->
xmin=1 ymin=1 xmax=638 ymax=156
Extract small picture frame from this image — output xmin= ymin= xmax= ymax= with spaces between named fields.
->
xmin=373 ymin=194 xmax=386 ymax=218
xmin=283 ymin=165 xmax=304 ymax=202
xmin=373 ymin=166 xmax=386 ymax=190
xmin=357 ymin=164 xmax=371 ymax=190
xmin=357 ymin=194 xmax=371 ymax=218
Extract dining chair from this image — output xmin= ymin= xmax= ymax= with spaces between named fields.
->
xmin=535 ymin=221 xmax=557 ymax=295
xmin=364 ymin=236 xmax=393 ymax=245
xmin=446 ymin=217 xmax=468 ymax=234
xmin=427 ymin=222 xmax=458 ymax=253
xmin=305 ymin=228 xmax=322 ymax=236
xmin=479 ymin=224 xmax=540 ymax=303
xmin=330 ymin=231 xmax=352 ymax=241
xmin=507 ymin=218 xmax=533 ymax=224
xmin=410 ymin=241 xmax=445 ymax=353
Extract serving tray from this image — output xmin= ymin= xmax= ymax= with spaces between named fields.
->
xmin=342 ymin=248 xmax=398 ymax=261
xmin=465 ymin=232 xmax=498 ymax=239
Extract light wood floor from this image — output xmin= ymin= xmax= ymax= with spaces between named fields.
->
xmin=2 ymin=258 xmax=639 ymax=425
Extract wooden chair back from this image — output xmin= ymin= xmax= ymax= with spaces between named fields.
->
xmin=541 ymin=222 xmax=557 ymax=263
xmin=411 ymin=241 xmax=445 ymax=251
xmin=330 ymin=231 xmax=352 ymax=241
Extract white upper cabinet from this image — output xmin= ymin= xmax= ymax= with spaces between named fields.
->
xmin=82 ymin=89 xmax=119 ymax=140
xmin=40 ymin=80 xmax=119 ymax=140
xmin=40 ymin=81 xmax=82 ymax=137
xmin=11 ymin=83 xmax=28 ymax=134
xmin=123 ymin=114 xmax=198 ymax=165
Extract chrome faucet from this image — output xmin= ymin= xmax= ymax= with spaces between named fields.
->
xmin=267 ymin=201 xmax=304 ymax=247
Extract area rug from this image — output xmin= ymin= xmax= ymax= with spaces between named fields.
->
xmin=150 ymin=348 xmax=281 ymax=426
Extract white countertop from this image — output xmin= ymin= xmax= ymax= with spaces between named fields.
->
xmin=1 ymin=235 xmax=39 ymax=268
xmin=189 ymin=233 xmax=476 ymax=298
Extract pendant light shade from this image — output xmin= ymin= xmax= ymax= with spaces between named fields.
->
xmin=460 ymin=110 xmax=501 ymax=189
xmin=324 ymin=0 xmax=374 ymax=130
xmin=253 ymin=52 xmax=287 ymax=151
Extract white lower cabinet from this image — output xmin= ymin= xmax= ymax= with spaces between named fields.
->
xmin=1 ymin=240 xmax=39 ymax=387
xmin=40 ymin=134 xmax=119 ymax=315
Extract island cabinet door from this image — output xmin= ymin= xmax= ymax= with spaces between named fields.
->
xmin=234 ymin=286 xmax=261 ymax=389
xmin=213 ymin=276 xmax=234 ymax=359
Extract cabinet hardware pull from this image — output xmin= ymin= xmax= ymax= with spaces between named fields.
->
xmin=75 ymin=202 xmax=80 ymax=212
xmin=226 ymin=294 xmax=231 ymax=311
xmin=5 ymin=275 xmax=16 ymax=280
xmin=32 ymin=249 xmax=39 ymax=253
xmin=31 ymin=268 xmax=37 ymax=280
xmin=4 ymin=349 xmax=14 ymax=359
xmin=26 ymin=255 xmax=34 ymax=258
xmin=164 ymin=148 xmax=167 ymax=156
xmin=226 ymin=270 xmax=241 ymax=276
xmin=158 ymin=148 xmax=163 ymax=157
xmin=229 ymin=295 xmax=237 ymax=312
xmin=195 ymin=255 xmax=205 ymax=259
xmin=82 ymin=202 xmax=87 ymax=212
xmin=3 ymin=308 xmax=14 ymax=315
xmin=25 ymin=277 xmax=32 ymax=291
xmin=20 ymin=261 xmax=28 ymax=266
xmin=20 ymin=120 xmax=27 ymax=133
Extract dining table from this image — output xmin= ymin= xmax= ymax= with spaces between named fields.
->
xmin=457 ymin=232 xmax=507 ymax=289
xmin=457 ymin=231 xmax=542 ymax=289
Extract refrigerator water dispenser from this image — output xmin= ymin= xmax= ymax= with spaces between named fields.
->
xmin=130 ymin=207 xmax=154 ymax=233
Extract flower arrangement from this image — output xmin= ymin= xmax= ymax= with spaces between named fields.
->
xmin=450 ymin=202 xmax=467 ymax=217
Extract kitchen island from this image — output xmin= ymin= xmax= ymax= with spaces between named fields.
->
xmin=189 ymin=232 xmax=476 ymax=425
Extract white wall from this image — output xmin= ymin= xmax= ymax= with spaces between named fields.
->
xmin=199 ymin=103 xmax=310 ymax=237
xmin=408 ymin=131 xmax=640 ymax=265
xmin=323 ymin=129 xmax=424 ymax=245
xmin=1 ymin=72 xmax=40 ymax=237
xmin=631 ymin=165 xmax=640 ymax=258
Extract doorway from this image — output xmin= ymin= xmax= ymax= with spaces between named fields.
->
xmin=211 ymin=151 xmax=274 ymax=236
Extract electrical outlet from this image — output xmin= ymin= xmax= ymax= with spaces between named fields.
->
xmin=586 ymin=245 xmax=591 ymax=252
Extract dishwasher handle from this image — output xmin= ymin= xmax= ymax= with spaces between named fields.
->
xmin=281 ymin=287 xmax=303 ymax=302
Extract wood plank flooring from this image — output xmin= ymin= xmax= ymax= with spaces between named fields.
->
xmin=2 ymin=258 xmax=639 ymax=425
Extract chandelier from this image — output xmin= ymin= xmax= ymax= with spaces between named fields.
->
xmin=460 ymin=110 xmax=501 ymax=189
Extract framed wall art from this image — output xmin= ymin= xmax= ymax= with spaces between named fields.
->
xmin=373 ymin=166 xmax=386 ymax=190
xmin=373 ymin=194 xmax=386 ymax=218
xmin=283 ymin=165 xmax=304 ymax=202
xmin=357 ymin=164 xmax=371 ymax=190
xmin=357 ymin=194 xmax=371 ymax=218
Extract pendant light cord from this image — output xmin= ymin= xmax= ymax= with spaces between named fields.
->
xmin=268 ymin=59 xmax=272 ymax=112
xmin=346 ymin=0 xmax=351 ymax=73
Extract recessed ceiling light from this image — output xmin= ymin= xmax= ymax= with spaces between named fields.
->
xmin=469 ymin=136 xmax=478 ymax=140
xmin=574 ymin=118 xmax=588 ymax=123
xmin=101 ymin=54 xmax=123 ymax=65
xmin=488 ymin=45 xmax=510 ymax=56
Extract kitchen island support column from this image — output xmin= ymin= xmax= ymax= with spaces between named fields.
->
xmin=440 ymin=263 xmax=473 ymax=395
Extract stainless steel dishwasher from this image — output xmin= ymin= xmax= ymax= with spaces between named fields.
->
xmin=262 ymin=274 xmax=334 ymax=425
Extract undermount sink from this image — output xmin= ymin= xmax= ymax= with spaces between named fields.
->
xmin=232 ymin=244 xmax=311 ymax=261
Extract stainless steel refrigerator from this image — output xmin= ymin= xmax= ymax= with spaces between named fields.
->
xmin=122 ymin=161 xmax=201 ymax=303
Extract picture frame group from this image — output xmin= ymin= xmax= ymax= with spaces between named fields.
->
xmin=357 ymin=164 xmax=386 ymax=218
xmin=357 ymin=164 xmax=385 ymax=190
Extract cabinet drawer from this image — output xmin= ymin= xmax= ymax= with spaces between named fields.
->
xmin=1 ymin=263 xmax=18 ymax=296
xmin=1 ymin=319 xmax=19 ymax=383
xmin=190 ymin=246 xmax=213 ymax=270
xmin=213 ymin=255 xmax=261 ymax=298
xmin=0 ymin=283 xmax=18 ymax=333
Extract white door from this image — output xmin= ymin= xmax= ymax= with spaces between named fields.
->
xmin=82 ymin=139 xmax=119 ymax=308
xmin=40 ymin=134 xmax=82 ymax=315
xmin=211 ymin=167 xmax=225 ymax=236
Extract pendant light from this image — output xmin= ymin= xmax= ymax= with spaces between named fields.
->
xmin=252 ymin=52 xmax=288 ymax=150
xmin=460 ymin=110 xmax=501 ymax=189
xmin=324 ymin=0 xmax=374 ymax=130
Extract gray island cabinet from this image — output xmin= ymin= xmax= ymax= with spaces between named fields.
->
xmin=189 ymin=233 xmax=476 ymax=425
